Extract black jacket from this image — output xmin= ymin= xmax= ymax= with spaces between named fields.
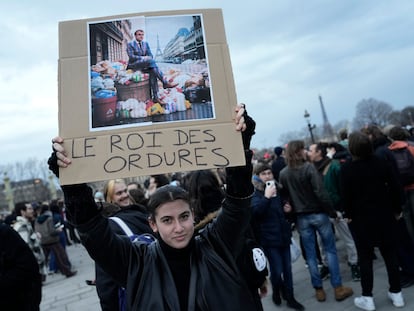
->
xmin=62 ymin=151 xmax=255 ymax=310
xmin=0 ymin=223 xmax=42 ymax=311
xmin=95 ymin=205 xmax=152 ymax=311
xmin=340 ymin=155 xmax=402 ymax=247
xmin=279 ymin=162 xmax=336 ymax=217
xmin=63 ymin=184 xmax=255 ymax=311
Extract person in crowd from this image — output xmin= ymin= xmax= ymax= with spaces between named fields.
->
xmin=48 ymin=200 xmax=70 ymax=274
xmin=251 ymin=163 xmax=304 ymax=310
xmin=126 ymin=29 xmax=178 ymax=104
xmin=388 ymin=126 xmax=414 ymax=242
xmin=48 ymin=104 xmax=257 ymax=310
xmin=387 ymin=126 xmax=414 ymax=288
xmin=94 ymin=178 xmax=152 ymax=311
xmin=279 ymin=140 xmax=353 ymax=303
xmin=408 ymin=127 xmax=414 ymax=143
xmin=34 ymin=204 xmax=77 ymax=278
xmin=145 ymin=174 xmax=170 ymax=198
xmin=326 ymin=142 xmax=352 ymax=163
xmin=340 ymin=131 xmax=405 ymax=310
xmin=338 ymin=128 xmax=349 ymax=149
xmin=362 ymin=124 xmax=405 ymax=261
xmin=307 ymin=142 xmax=361 ymax=282
xmin=12 ymin=202 xmax=47 ymax=282
xmin=4 ymin=210 xmax=17 ymax=226
xmin=185 ymin=168 xmax=267 ymax=311
xmin=59 ymin=199 xmax=81 ymax=245
xmin=127 ymin=181 xmax=148 ymax=207
xmin=271 ymin=146 xmax=286 ymax=182
xmin=361 ymin=124 xmax=395 ymax=165
xmin=0 ymin=222 xmax=42 ymax=311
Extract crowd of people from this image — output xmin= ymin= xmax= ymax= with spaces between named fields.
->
xmin=257 ymin=124 xmax=414 ymax=311
xmin=2 ymin=107 xmax=414 ymax=311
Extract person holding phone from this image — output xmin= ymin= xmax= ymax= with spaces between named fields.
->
xmin=251 ymin=163 xmax=304 ymax=310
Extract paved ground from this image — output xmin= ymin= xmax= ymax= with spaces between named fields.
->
xmin=40 ymin=235 xmax=412 ymax=311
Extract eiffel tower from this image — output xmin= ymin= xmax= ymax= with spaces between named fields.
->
xmin=154 ymin=34 xmax=163 ymax=61
xmin=319 ymin=95 xmax=337 ymax=141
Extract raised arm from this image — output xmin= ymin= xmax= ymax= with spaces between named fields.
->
xmin=48 ymin=140 xmax=136 ymax=286
xmin=208 ymin=104 xmax=255 ymax=254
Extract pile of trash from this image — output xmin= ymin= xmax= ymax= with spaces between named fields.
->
xmin=90 ymin=60 xmax=214 ymax=119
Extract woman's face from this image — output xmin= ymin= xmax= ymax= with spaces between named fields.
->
xmin=149 ymin=199 xmax=194 ymax=249
xmin=111 ymin=182 xmax=130 ymax=207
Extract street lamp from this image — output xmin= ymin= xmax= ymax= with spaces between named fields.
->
xmin=304 ymin=110 xmax=316 ymax=143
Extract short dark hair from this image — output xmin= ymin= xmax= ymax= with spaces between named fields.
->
xmin=338 ymin=128 xmax=348 ymax=140
xmin=253 ymin=163 xmax=271 ymax=175
xmin=388 ymin=126 xmax=410 ymax=141
xmin=315 ymin=142 xmax=329 ymax=158
xmin=14 ymin=201 xmax=29 ymax=216
xmin=147 ymin=185 xmax=190 ymax=219
xmin=151 ymin=174 xmax=170 ymax=188
xmin=348 ymin=131 xmax=373 ymax=160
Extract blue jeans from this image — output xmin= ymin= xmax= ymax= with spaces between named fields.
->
xmin=296 ymin=213 xmax=342 ymax=288
xmin=263 ymin=245 xmax=293 ymax=296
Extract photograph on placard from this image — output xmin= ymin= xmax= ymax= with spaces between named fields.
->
xmin=88 ymin=14 xmax=214 ymax=131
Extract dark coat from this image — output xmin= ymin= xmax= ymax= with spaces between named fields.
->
xmin=95 ymin=205 xmax=152 ymax=311
xmin=340 ymin=155 xmax=402 ymax=247
xmin=251 ymin=180 xmax=291 ymax=248
xmin=0 ymin=223 xmax=42 ymax=311
xmin=63 ymin=184 xmax=256 ymax=311
xmin=271 ymin=156 xmax=286 ymax=182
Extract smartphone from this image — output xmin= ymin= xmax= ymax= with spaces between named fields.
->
xmin=266 ymin=180 xmax=277 ymax=197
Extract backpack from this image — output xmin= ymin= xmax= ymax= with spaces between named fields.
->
xmin=391 ymin=147 xmax=414 ymax=186
xmin=109 ymin=217 xmax=156 ymax=311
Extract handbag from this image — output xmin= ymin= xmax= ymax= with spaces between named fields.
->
xmin=290 ymin=237 xmax=301 ymax=263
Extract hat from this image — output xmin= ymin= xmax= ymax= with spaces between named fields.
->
xmin=253 ymin=163 xmax=271 ymax=175
xmin=274 ymin=146 xmax=283 ymax=156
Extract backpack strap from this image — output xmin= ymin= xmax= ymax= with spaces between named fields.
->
xmin=109 ymin=216 xmax=134 ymax=237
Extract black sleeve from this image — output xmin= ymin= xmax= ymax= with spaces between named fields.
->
xmin=62 ymin=184 xmax=101 ymax=225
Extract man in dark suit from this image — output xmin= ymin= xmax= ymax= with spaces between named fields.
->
xmin=126 ymin=29 xmax=177 ymax=104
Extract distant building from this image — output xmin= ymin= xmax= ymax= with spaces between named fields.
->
xmin=0 ymin=178 xmax=56 ymax=216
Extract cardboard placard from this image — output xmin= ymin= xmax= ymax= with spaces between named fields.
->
xmin=58 ymin=9 xmax=244 ymax=185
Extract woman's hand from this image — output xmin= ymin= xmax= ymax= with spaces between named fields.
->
xmin=234 ymin=103 xmax=247 ymax=132
xmin=51 ymin=136 xmax=72 ymax=168
xmin=235 ymin=103 xmax=256 ymax=150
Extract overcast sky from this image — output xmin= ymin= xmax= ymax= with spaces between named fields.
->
xmin=1 ymin=0 xmax=414 ymax=166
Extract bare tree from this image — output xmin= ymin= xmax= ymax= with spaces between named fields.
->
xmin=388 ymin=111 xmax=402 ymax=127
xmin=352 ymin=98 xmax=393 ymax=129
xmin=401 ymin=106 xmax=414 ymax=127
